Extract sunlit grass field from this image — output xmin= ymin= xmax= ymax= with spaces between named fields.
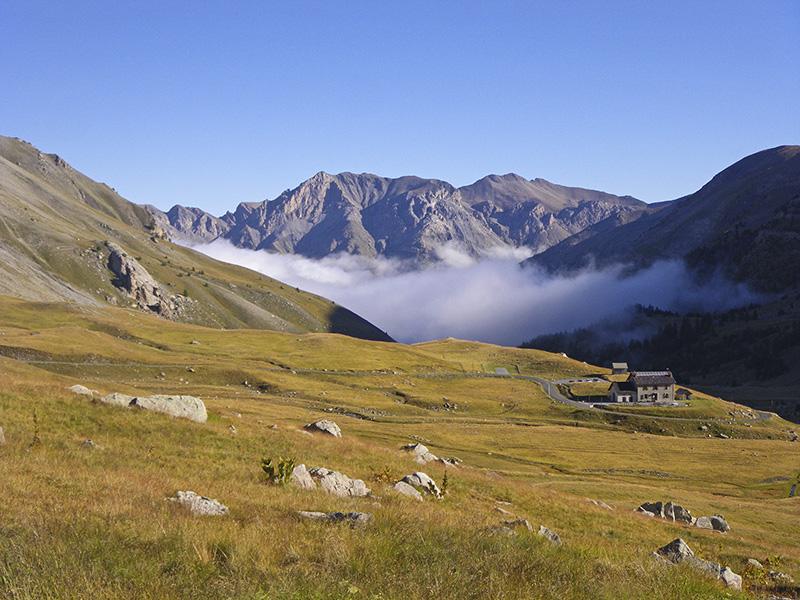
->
xmin=0 ymin=297 xmax=798 ymax=599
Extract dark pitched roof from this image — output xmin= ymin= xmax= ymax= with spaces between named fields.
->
xmin=613 ymin=380 xmax=636 ymax=392
xmin=630 ymin=371 xmax=676 ymax=386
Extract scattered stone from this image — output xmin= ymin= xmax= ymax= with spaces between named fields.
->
xmin=504 ymin=518 xmax=533 ymax=532
xmin=68 ymin=384 xmax=96 ymax=398
xmin=699 ymin=425 xmax=708 ymax=431
xmin=495 ymin=506 xmax=514 ymax=516
xmin=308 ymin=467 xmax=370 ymax=497
xmin=695 ymin=514 xmax=729 ymax=532
xmin=80 ymin=439 xmax=96 ymax=449
xmin=0 ymin=426 xmax=5 ymax=446
xmin=170 ymin=491 xmax=228 ymax=516
xmin=186 ymin=367 xmax=195 ymax=373
xmin=537 ymin=525 xmax=561 ymax=545
xmin=588 ymin=498 xmax=613 ymax=510
xmin=655 ymin=538 xmax=741 ymax=590
xmin=718 ymin=433 xmax=730 ymax=439
xmin=664 ymin=501 xmax=693 ymax=524
xmin=190 ymin=340 xmax=200 ymax=345
xmin=304 ymin=419 xmax=342 ymax=437
xmin=746 ymin=558 xmax=763 ymax=569
xmin=402 ymin=442 xmax=439 ymax=464
xmin=720 ymin=567 xmax=742 ymax=590
xmin=297 ymin=511 xmax=372 ymax=526
xmin=637 ymin=501 xmax=663 ymax=517
xmin=399 ymin=472 xmax=442 ymax=499
xmin=637 ymin=500 xmax=694 ymax=524
xmin=228 ymin=425 xmax=237 ymax=434
xmin=290 ymin=464 xmax=316 ymax=490
xmin=393 ymin=480 xmax=423 ymax=501
xmin=269 ymin=424 xmax=279 ymax=430
xmin=768 ymin=570 xmax=794 ymax=585
xmin=99 ymin=393 xmax=207 ymax=423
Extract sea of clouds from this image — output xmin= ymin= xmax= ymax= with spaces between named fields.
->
xmin=189 ymin=240 xmax=759 ymax=345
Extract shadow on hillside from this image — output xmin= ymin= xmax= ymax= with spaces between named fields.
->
xmin=328 ymin=305 xmax=394 ymax=343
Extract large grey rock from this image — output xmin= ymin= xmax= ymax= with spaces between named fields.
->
xmin=637 ymin=501 xmax=664 ymax=518
xmin=290 ymin=464 xmax=316 ymax=490
xmin=304 ymin=419 xmax=342 ymax=437
xmin=696 ymin=515 xmax=730 ymax=532
xmin=393 ymin=481 xmax=423 ymax=501
xmin=171 ymin=491 xmax=228 ymax=516
xmin=106 ymin=241 xmax=175 ymax=317
xmin=99 ymin=393 xmax=207 ymax=423
xmin=297 ymin=511 xmax=372 ymax=526
xmin=664 ymin=502 xmax=694 ymax=524
xmin=400 ymin=472 xmax=442 ymax=499
xmin=308 ymin=467 xmax=370 ymax=497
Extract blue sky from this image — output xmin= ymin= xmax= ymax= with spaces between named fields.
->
xmin=2 ymin=1 xmax=798 ymax=213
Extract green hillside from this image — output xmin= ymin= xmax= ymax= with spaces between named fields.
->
xmin=0 ymin=297 xmax=797 ymax=599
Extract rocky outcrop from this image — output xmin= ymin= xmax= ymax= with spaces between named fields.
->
xmin=99 ymin=392 xmax=207 ymax=423
xmin=170 ymin=491 xmax=228 ymax=516
xmin=297 ymin=511 xmax=372 ymax=526
xmin=307 ymin=467 xmax=370 ymax=498
xmin=105 ymin=241 xmax=176 ymax=317
xmin=304 ymin=419 xmax=342 ymax=438
xmin=655 ymin=538 xmax=741 ymax=591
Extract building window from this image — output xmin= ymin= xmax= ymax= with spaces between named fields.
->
xmin=663 ymin=393 xmax=669 ymax=399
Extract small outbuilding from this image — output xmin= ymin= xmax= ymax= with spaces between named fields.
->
xmin=611 ymin=362 xmax=629 ymax=375
xmin=675 ymin=388 xmax=693 ymax=400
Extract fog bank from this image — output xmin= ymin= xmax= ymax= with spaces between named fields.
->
xmin=190 ymin=240 xmax=759 ymax=345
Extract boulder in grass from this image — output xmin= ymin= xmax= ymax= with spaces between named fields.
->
xmin=308 ymin=467 xmax=370 ymax=497
xmin=304 ymin=420 xmax=342 ymax=437
xmin=504 ymin=518 xmax=533 ymax=532
xmin=393 ymin=481 xmax=423 ymax=501
xmin=664 ymin=502 xmax=694 ymax=524
xmin=637 ymin=501 xmax=663 ymax=517
xmin=99 ymin=393 xmax=207 ymax=423
xmin=297 ymin=511 xmax=372 ymax=526
xmin=399 ymin=472 xmax=442 ymax=499
xmin=68 ymin=384 xmax=97 ymax=398
xmin=171 ymin=491 xmax=228 ymax=516
xmin=538 ymin=525 xmax=562 ymax=545
xmin=290 ymin=464 xmax=316 ymax=490
xmin=401 ymin=443 xmax=439 ymax=464
xmin=696 ymin=515 xmax=730 ymax=532
xmin=655 ymin=538 xmax=741 ymax=591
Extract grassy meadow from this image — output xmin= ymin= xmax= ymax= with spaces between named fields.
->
xmin=0 ymin=297 xmax=798 ymax=599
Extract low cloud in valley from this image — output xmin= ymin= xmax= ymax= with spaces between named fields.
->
xmin=190 ymin=240 xmax=760 ymax=345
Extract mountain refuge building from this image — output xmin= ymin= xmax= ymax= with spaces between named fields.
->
xmin=609 ymin=371 xmax=676 ymax=403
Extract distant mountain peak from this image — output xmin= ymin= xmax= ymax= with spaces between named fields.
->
xmin=159 ymin=170 xmax=646 ymax=261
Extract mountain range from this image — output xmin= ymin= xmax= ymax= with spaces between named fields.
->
xmin=154 ymin=172 xmax=653 ymax=262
